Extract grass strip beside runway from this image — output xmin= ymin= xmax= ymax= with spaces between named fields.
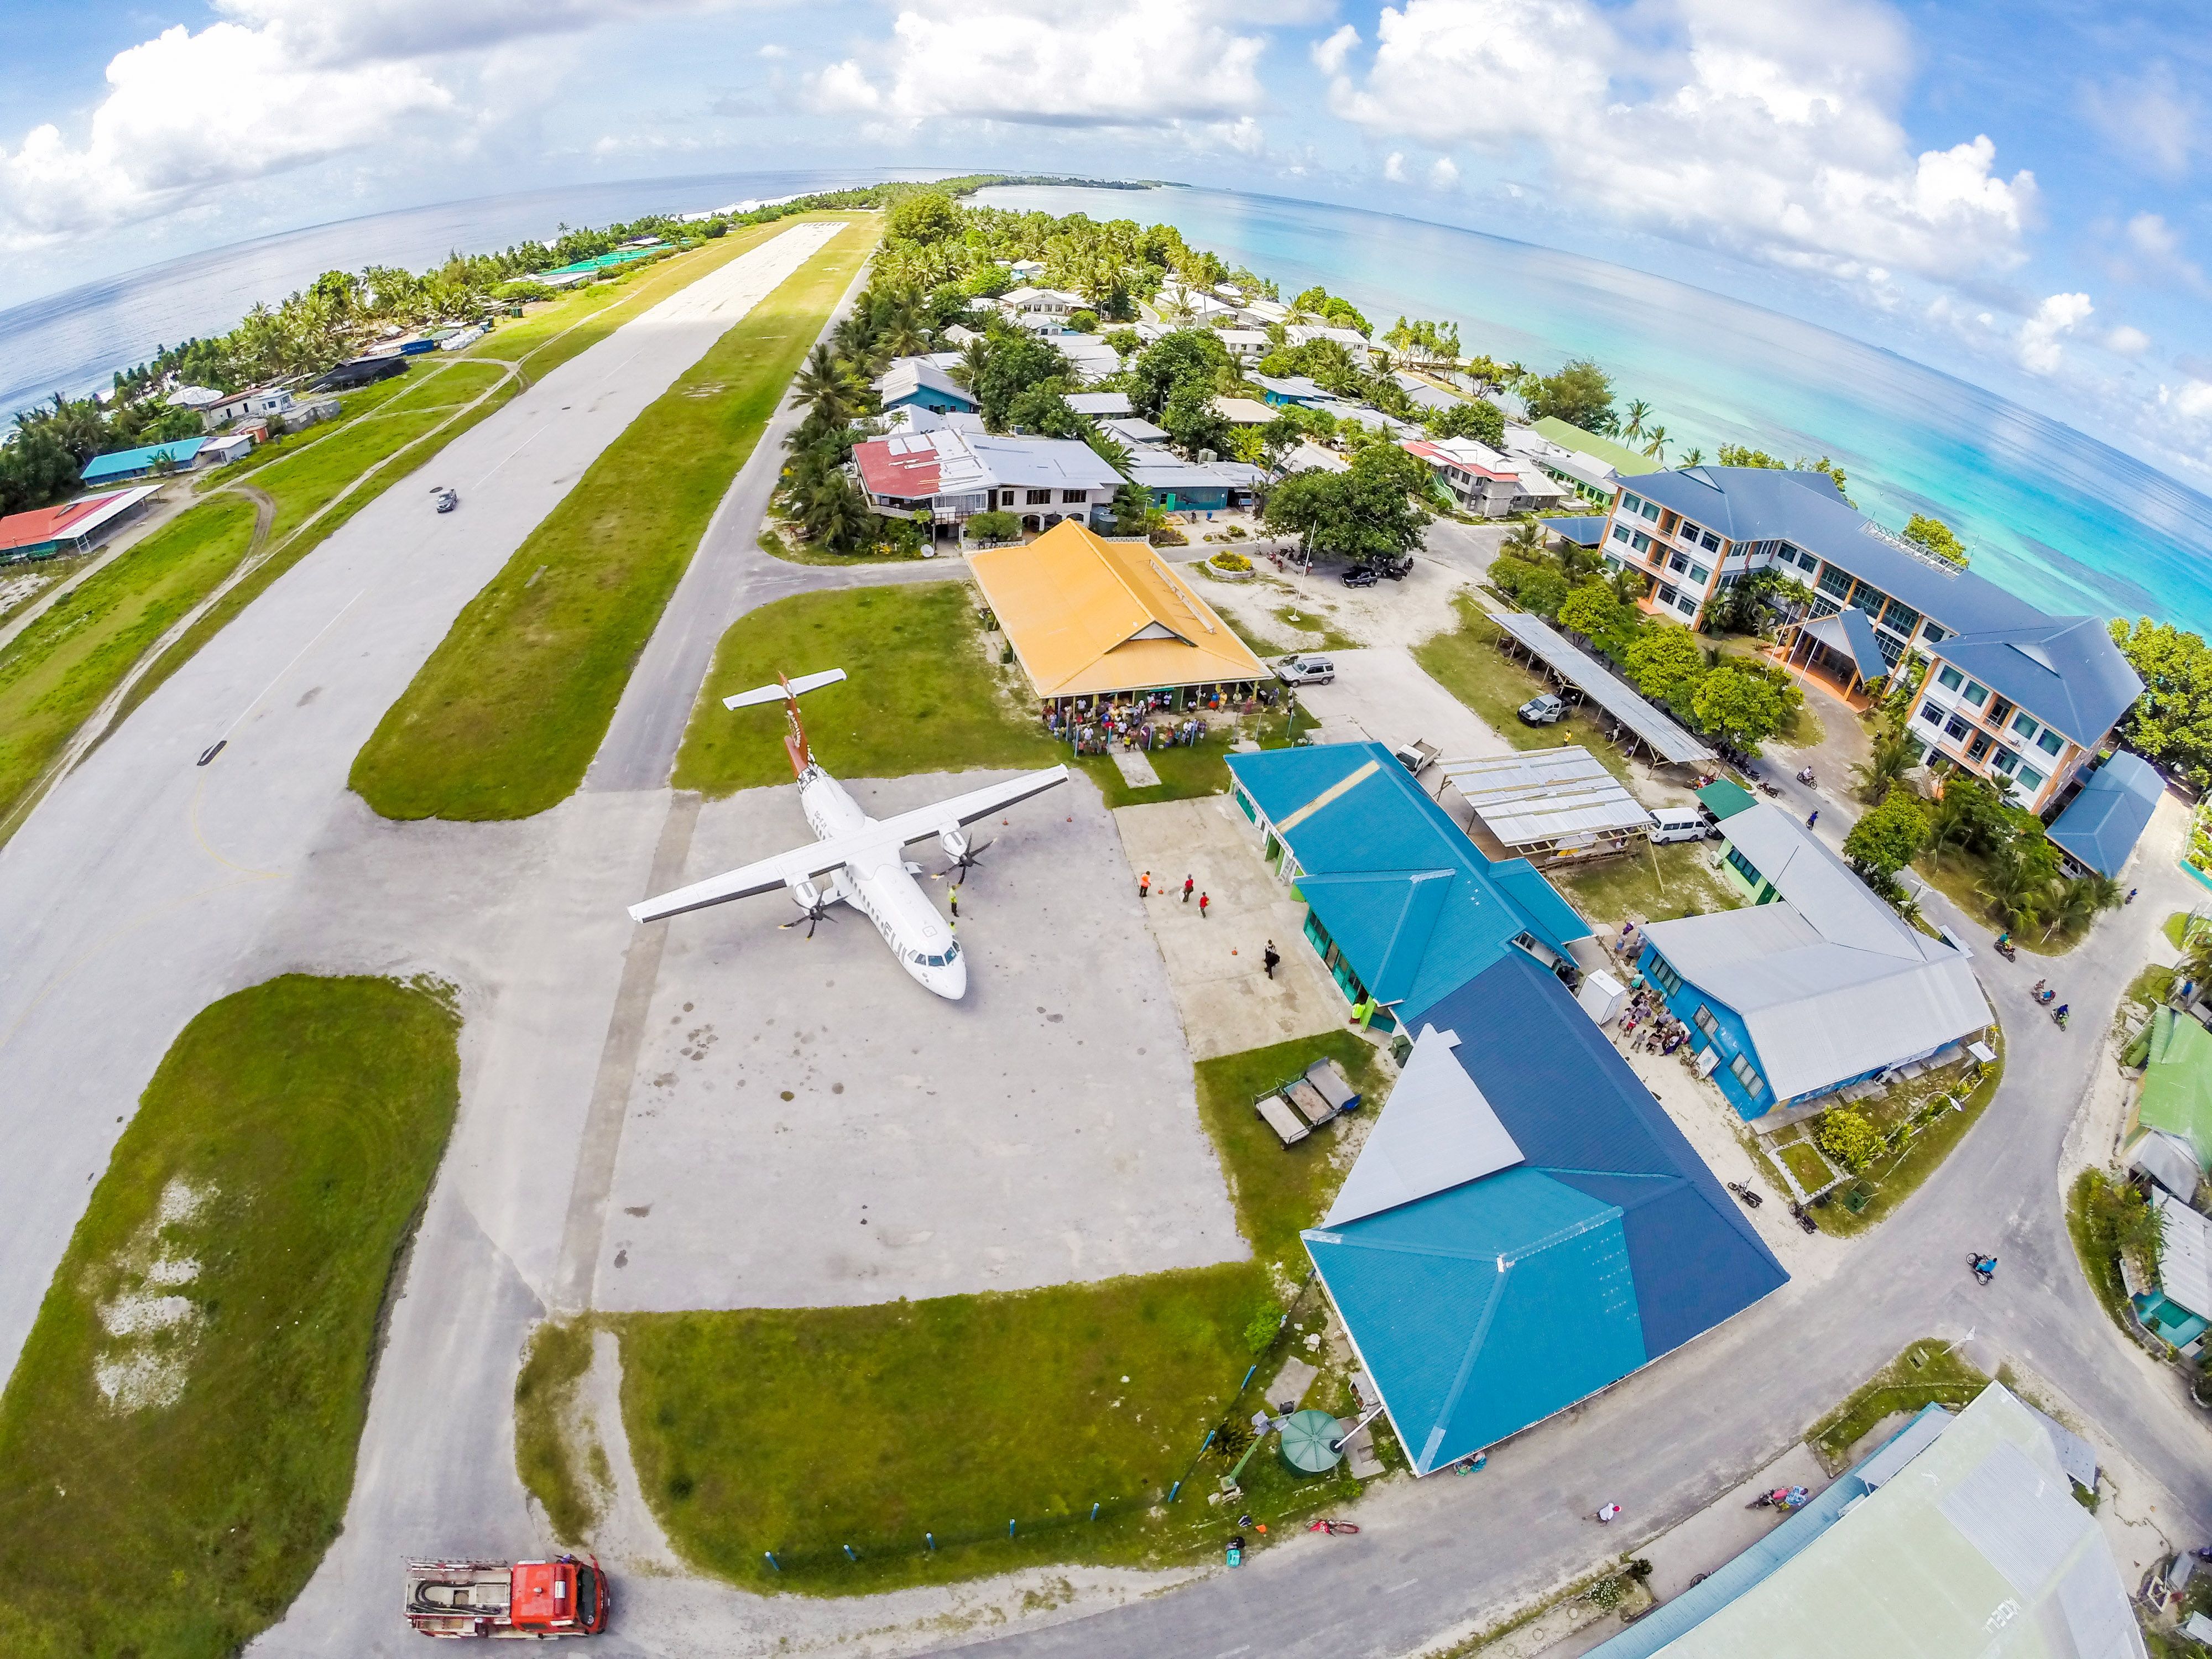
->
xmin=0 ymin=975 xmax=461 ymax=1658
xmin=671 ymin=581 xmax=1057 ymax=794
xmin=351 ymin=215 xmax=879 ymax=820
xmin=0 ymin=495 xmax=258 ymax=839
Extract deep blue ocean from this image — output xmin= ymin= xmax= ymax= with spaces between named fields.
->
xmin=5 ymin=172 xmax=2209 ymax=635
xmin=977 ymin=184 xmax=2212 ymax=638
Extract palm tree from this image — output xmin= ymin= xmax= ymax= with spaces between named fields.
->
xmin=2043 ymin=873 xmax=2122 ymax=941
xmin=1641 ymin=425 xmax=1668 ymax=462
xmin=1503 ymin=516 xmax=1546 ymax=559
xmin=1852 ymin=728 xmax=1919 ymax=804
xmin=792 ymin=343 xmax=857 ymax=422
xmin=1679 ymin=446 xmax=1705 ymax=467
xmin=878 ymin=302 xmax=930 ymax=358
xmin=1620 ymin=399 xmax=1652 ymax=442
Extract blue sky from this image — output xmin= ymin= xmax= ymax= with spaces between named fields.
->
xmin=5 ymin=0 xmax=2210 ymax=482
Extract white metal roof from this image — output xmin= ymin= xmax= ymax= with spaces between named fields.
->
xmin=1323 ymin=1026 xmax=1524 ymax=1227
xmin=2156 ymin=1191 xmax=2212 ymax=1317
xmin=1485 ymin=609 xmax=1716 ymax=765
xmin=1439 ymin=747 xmax=1650 ymax=847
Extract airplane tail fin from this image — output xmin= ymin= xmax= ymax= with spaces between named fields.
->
xmin=725 ymin=668 xmax=846 ymax=779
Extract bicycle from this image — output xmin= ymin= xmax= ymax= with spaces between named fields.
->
xmin=1306 ymin=1519 xmax=1361 ymax=1536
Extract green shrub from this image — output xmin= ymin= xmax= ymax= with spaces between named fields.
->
xmin=1209 ymin=549 xmax=1253 ymax=571
xmin=1816 ymin=1108 xmax=1884 ymax=1172
xmin=966 ymin=509 xmax=1021 ymax=544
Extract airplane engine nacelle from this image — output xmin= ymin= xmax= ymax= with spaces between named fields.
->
xmin=790 ymin=877 xmax=823 ymax=912
xmin=938 ymin=828 xmax=969 ymax=860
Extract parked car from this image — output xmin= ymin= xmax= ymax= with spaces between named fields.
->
xmin=1393 ymin=738 xmax=1441 ymax=777
xmin=1341 ymin=567 xmax=1379 ymax=588
xmin=1275 ymin=654 xmax=1336 ymax=686
xmin=1647 ymin=805 xmax=1715 ymax=845
xmin=1517 ymin=692 xmax=1567 ymax=725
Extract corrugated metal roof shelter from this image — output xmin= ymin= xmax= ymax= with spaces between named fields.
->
xmin=1226 ymin=743 xmax=1594 ymax=1027
xmin=2154 ymin=1192 xmax=2212 ymax=1324
xmin=2130 ymin=1007 xmax=2212 ymax=1173
xmin=1303 ymin=978 xmax=1787 ymax=1473
xmin=1439 ymin=748 xmax=1650 ymax=856
xmin=1548 ymin=515 xmax=1608 ymax=547
xmin=969 ymin=519 xmax=1266 ymax=700
xmin=1637 ymin=802 xmax=1989 ymax=1110
xmin=1696 ymin=779 xmax=1756 ymax=820
xmin=2048 ymin=752 xmax=2163 ymax=878
xmin=2127 ymin=1128 xmax=2201 ymax=1200
xmin=1588 ymin=1385 xmax=2145 ymax=1659
xmin=81 ymin=437 xmax=206 ymax=483
xmin=1486 ymin=609 xmax=1716 ymax=766
xmin=0 ymin=486 xmax=159 ymax=558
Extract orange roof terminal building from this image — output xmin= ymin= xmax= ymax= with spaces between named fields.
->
xmin=968 ymin=520 xmax=1268 ymax=709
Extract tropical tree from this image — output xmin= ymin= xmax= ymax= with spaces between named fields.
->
xmin=2109 ymin=617 xmax=2212 ymax=787
xmin=1620 ymin=399 xmax=1652 ymax=442
xmin=792 ymin=343 xmax=862 ymax=424
xmin=1852 ymin=726 xmax=1922 ymax=803
xmin=2043 ymin=873 xmax=2123 ymax=941
xmin=1521 ymin=357 xmax=1615 ymax=432
xmin=1641 ymin=425 xmax=1668 ymax=461
xmin=1691 ymin=662 xmax=1797 ymax=751
xmin=1679 ymin=446 xmax=1705 ymax=466
xmin=1902 ymin=513 xmax=1969 ymax=567
xmin=1843 ymin=789 xmax=1928 ymax=886
xmin=1625 ymin=625 xmax=1707 ymax=708
xmin=1557 ymin=582 xmax=1627 ymax=646
xmin=1924 ymin=776 xmax=2010 ymax=863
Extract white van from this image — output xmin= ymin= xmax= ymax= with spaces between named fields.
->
xmin=1648 ymin=805 xmax=1713 ymax=845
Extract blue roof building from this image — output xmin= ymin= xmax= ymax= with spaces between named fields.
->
xmin=2047 ymin=750 xmax=2163 ymax=879
xmin=81 ymin=437 xmax=207 ymax=483
xmin=874 ymin=356 xmax=978 ymax=416
xmin=1225 ymin=743 xmax=1591 ymax=1031
xmin=1303 ymin=967 xmax=1788 ymax=1472
xmin=1598 ymin=467 xmax=2141 ymax=819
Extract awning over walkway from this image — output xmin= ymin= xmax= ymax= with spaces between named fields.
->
xmin=1438 ymin=747 xmax=1650 ymax=849
xmin=1801 ymin=607 xmax=1886 ymax=682
xmin=1485 ymin=609 xmax=1716 ymax=766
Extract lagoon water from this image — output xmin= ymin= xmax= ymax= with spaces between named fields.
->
xmin=980 ymin=184 xmax=2212 ymax=638
xmin=5 ymin=172 xmax=2209 ymax=634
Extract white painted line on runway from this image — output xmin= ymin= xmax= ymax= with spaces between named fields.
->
xmin=1215 ymin=1645 xmax=1252 ymax=1657
xmin=1386 ymin=1577 xmax=1420 ymax=1593
xmin=473 ymin=419 xmax=554 ymax=488
xmin=217 ymin=587 xmax=367 ymax=744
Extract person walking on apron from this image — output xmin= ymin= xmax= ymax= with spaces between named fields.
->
xmin=1183 ymin=875 xmax=1196 ymax=903
xmin=1264 ymin=942 xmax=1280 ymax=979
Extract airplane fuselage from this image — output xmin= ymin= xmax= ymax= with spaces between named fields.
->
xmin=797 ymin=764 xmax=966 ymax=999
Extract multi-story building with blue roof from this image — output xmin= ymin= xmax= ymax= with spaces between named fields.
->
xmin=1597 ymin=467 xmax=2142 ymax=820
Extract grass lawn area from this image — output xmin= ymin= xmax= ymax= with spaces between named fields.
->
xmin=1778 ymin=1140 xmax=1835 ymax=1194
xmin=0 ymin=557 xmax=91 ymax=630
xmin=514 ymin=1321 xmax=604 ymax=1544
xmin=2165 ymin=910 xmax=2200 ymax=950
xmin=353 ymin=217 xmax=878 ymax=820
xmin=672 ymin=582 xmax=1056 ymax=794
xmin=1192 ymin=1032 xmax=1386 ymax=1271
xmin=1809 ymin=1036 xmax=2002 ymax=1238
xmin=0 ymin=496 xmax=257 ymax=844
xmin=1269 ymin=602 xmax=1361 ymax=652
xmin=1550 ymin=839 xmax=1742 ymax=930
xmin=607 ymin=1265 xmax=1288 ymax=1593
xmin=1413 ymin=597 xmax=1642 ymax=787
xmin=2065 ymin=1168 xmax=2140 ymax=1338
xmin=371 ymin=358 xmax=512 ymax=416
xmin=0 ymin=975 xmax=460 ymax=1658
xmin=1912 ymin=846 xmax=2097 ymax=956
xmin=757 ymin=525 xmax=928 ymax=567
xmin=1806 ymin=1339 xmax=1987 ymax=1470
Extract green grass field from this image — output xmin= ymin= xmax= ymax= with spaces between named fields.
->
xmin=672 ymin=581 xmax=1056 ymax=795
xmin=1811 ymin=1038 xmax=2002 ymax=1237
xmin=0 ymin=975 xmax=460 ymax=1658
xmin=0 ymin=497 xmax=258 ymax=840
xmin=1415 ymin=597 xmax=1641 ymax=786
xmin=352 ymin=216 xmax=879 ymax=820
xmin=1191 ymin=1032 xmax=1383 ymax=1269
xmin=1806 ymin=1339 xmax=1988 ymax=1469
xmin=1549 ymin=840 xmax=1743 ymax=930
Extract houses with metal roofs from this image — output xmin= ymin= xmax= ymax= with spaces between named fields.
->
xmin=1587 ymin=1385 xmax=2144 ymax=1659
xmin=2124 ymin=1005 xmax=2212 ymax=1180
xmin=851 ymin=426 xmax=1123 ymax=541
xmin=0 ymin=487 xmax=161 ymax=562
xmin=1225 ymin=743 xmax=1595 ymax=1033
xmin=995 ymin=285 xmax=1088 ymax=331
xmin=2047 ymin=751 xmax=2164 ymax=878
xmin=968 ymin=519 xmax=1266 ymax=711
xmin=1402 ymin=436 xmax=1568 ymax=517
xmin=1120 ymin=449 xmax=1261 ymax=513
xmin=873 ymin=356 xmax=978 ymax=418
xmin=79 ymin=437 xmax=209 ymax=484
xmin=2133 ymin=1193 xmax=2210 ymax=1354
xmin=1597 ymin=466 xmax=2143 ymax=820
xmin=1302 ymin=981 xmax=1787 ymax=1473
xmin=1635 ymin=802 xmax=1990 ymax=1118
xmin=1515 ymin=416 xmax=1658 ymax=507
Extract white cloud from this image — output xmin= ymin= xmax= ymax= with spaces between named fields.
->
xmin=1324 ymin=0 xmax=2034 ymax=291
xmin=1384 ymin=151 xmax=1406 ymax=182
xmin=806 ymin=1 xmax=1269 ymax=129
xmin=2017 ymin=291 xmax=2093 ymax=375
xmin=2080 ymin=65 xmax=2200 ymax=182
xmin=0 ymin=23 xmax=450 ymax=245
xmin=2108 ymin=210 xmax=2209 ymax=294
xmin=2105 ymin=324 xmax=2151 ymax=356
xmin=2161 ymin=379 xmax=2212 ymax=422
xmin=1430 ymin=155 xmax=1459 ymax=190
xmin=758 ymin=41 xmax=789 ymax=58
xmin=1312 ymin=23 xmax=1360 ymax=75
xmin=210 ymin=0 xmax=717 ymax=64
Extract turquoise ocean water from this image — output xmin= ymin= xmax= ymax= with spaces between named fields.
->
xmin=978 ymin=184 xmax=2212 ymax=638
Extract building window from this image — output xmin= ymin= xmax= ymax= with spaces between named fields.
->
xmin=1668 ymin=552 xmax=1689 ymax=574
xmin=2012 ymin=712 xmax=2040 ymax=742
xmin=1061 ymin=489 xmax=1086 ymax=503
xmin=1693 ymin=1005 xmax=1719 ymax=1037
xmin=1937 ymin=665 xmax=1964 ymax=692
xmin=1688 ymin=563 xmax=1710 ymax=584
xmin=1658 ymin=583 xmax=1679 ymax=605
xmin=1991 ymin=749 xmax=2019 ymax=775
xmin=2017 ymin=763 xmax=2046 ymax=794
xmin=1945 ymin=714 xmax=1971 ymax=741
xmin=2037 ymin=728 xmax=2065 ymax=757
xmin=1611 ymin=524 xmax=1632 ymax=545
xmin=1632 ymin=531 xmax=1652 ymax=554
xmin=1620 ymin=493 xmax=1643 ymax=516
xmin=1817 ymin=566 xmax=1853 ymax=600
xmin=1025 ymin=488 xmax=1052 ymax=505
xmin=1680 ymin=521 xmax=1703 ymax=542
xmin=1647 ymin=956 xmax=1683 ymax=997
xmin=1919 ymin=700 xmax=1943 ymax=725
xmin=1881 ymin=599 xmax=1921 ymax=635
xmin=1922 ymin=624 xmax=1948 ymax=646
xmin=1963 ymin=681 xmax=1988 ymax=706
xmin=1641 ymin=500 xmax=1661 ymax=522
xmin=1701 ymin=531 xmax=1720 ymax=551
xmin=1968 ymin=732 xmax=1992 ymax=761
xmin=1729 ymin=1054 xmax=1766 ymax=1099
xmin=1676 ymin=593 xmax=1698 ymax=615
xmin=1725 ymin=846 xmax=1765 ymax=888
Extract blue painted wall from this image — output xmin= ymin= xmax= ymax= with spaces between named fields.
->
xmin=1636 ymin=942 xmax=1773 ymax=1120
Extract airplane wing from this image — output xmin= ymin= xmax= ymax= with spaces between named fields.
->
xmin=874 ymin=765 xmax=1071 ymax=847
xmin=629 ymin=829 xmax=873 ymax=924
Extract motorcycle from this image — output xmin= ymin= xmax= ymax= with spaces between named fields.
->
xmin=1725 ymin=1181 xmax=1764 ymax=1209
xmin=2053 ymin=1006 xmax=2070 ymax=1029
xmin=2032 ymin=984 xmax=2055 ymax=1005
xmin=1225 ymin=1535 xmax=1245 ymax=1568
xmin=1758 ymin=780 xmax=1783 ymax=798
xmin=1747 ymin=1486 xmax=1808 ymax=1511
xmin=1968 ymin=1251 xmax=1996 ymax=1285
xmin=1796 ymin=766 xmax=1815 ymax=785
xmin=1790 ymin=1201 xmax=1818 ymax=1234
xmin=1993 ymin=935 xmax=2017 ymax=962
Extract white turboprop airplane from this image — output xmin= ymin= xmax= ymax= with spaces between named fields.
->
xmin=627 ymin=669 xmax=1068 ymax=999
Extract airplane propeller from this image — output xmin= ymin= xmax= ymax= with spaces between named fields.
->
xmin=939 ymin=838 xmax=990 ymax=880
xmin=779 ymin=898 xmax=838 ymax=938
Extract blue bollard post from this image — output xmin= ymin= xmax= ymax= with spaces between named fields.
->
xmin=1168 ymin=1480 xmax=1182 ymax=1504
xmin=765 ymin=1552 xmax=780 ymax=1572
xmin=1009 ymin=1519 xmax=1017 ymax=1537
xmin=926 ymin=1532 xmax=936 ymax=1551
xmin=843 ymin=1545 xmax=857 ymax=1562
xmin=1240 ymin=1364 xmax=1258 ymax=1393
xmin=1090 ymin=1503 xmax=1100 ymax=1522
